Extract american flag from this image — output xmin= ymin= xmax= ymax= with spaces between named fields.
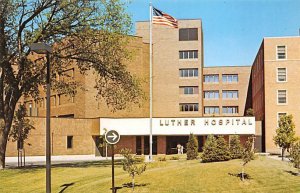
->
xmin=152 ymin=7 xmax=178 ymax=28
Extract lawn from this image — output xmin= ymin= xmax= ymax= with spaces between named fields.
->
xmin=1 ymin=155 xmax=300 ymax=193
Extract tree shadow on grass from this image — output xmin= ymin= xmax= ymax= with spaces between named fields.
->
xmin=284 ymin=170 xmax=300 ymax=176
xmin=59 ymin=182 xmax=75 ymax=193
xmin=7 ymin=160 xmax=124 ymax=173
xmin=228 ymin=172 xmax=252 ymax=181
xmin=121 ymin=182 xmax=150 ymax=188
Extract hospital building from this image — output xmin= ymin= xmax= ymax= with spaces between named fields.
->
xmin=6 ymin=19 xmax=300 ymax=156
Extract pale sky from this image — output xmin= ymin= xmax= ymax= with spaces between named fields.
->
xmin=125 ymin=0 xmax=300 ymax=67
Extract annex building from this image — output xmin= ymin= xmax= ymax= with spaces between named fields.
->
xmin=6 ymin=19 xmax=300 ymax=156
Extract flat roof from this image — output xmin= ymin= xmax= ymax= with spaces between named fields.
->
xmin=203 ymin=65 xmax=252 ymax=68
xmin=264 ymin=36 xmax=300 ymax=39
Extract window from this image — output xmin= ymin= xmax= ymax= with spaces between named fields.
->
xmin=204 ymin=91 xmax=219 ymax=99
xmin=179 ymin=50 xmax=198 ymax=59
xmin=204 ymin=106 xmax=219 ymax=114
xmin=179 ymin=69 xmax=198 ymax=77
xmin=58 ymin=94 xmax=74 ymax=105
xmin=179 ymin=103 xmax=199 ymax=112
xmin=180 ymin=86 xmax=198 ymax=95
xmin=67 ymin=136 xmax=73 ymax=149
xmin=222 ymin=74 xmax=238 ymax=83
xmin=277 ymin=68 xmax=287 ymax=82
xmin=222 ymin=90 xmax=238 ymax=99
xmin=179 ymin=28 xmax=198 ymax=41
xmin=204 ymin=74 xmax=219 ymax=83
xmin=277 ymin=90 xmax=287 ymax=104
xmin=222 ymin=106 xmax=239 ymax=114
xmin=277 ymin=45 xmax=286 ymax=59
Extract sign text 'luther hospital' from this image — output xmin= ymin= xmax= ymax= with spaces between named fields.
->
xmin=159 ymin=118 xmax=253 ymax=127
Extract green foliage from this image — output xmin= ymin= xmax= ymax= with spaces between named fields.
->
xmin=273 ymin=114 xmax=296 ymax=160
xmin=246 ymin=108 xmax=254 ymax=116
xmin=169 ymin=155 xmax=179 ymax=160
xmin=9 ymin=105 xmax=35 ymax=147
xmin=229 ymin=135 xmax=243 ymax=159
xmin=242 ymin=137 xmax=255 ymax=166
xmin=201 ymin=135 xmax=231 ymax=162
xmin=157 ymin=156 xmax=167 ymax=162
xmin=289 ymin=141 xmax=300 ymax=172
xmin=186 ymin=133 xmax=198 ymax=160
xmin=201 ymin=135 xmax=218 ymax=162
xmin=241 ymin=137 xmax=255 ymax=181
xmin=0 ymin=0 xmax=141 ymax=169
xmin=215 ymin=136 xmax=231 ymax=161
xmin=120 ymin=148 xmax=147 ymax=190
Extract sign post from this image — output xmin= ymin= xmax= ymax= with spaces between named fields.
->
xmin=105 ymin=130 xmax=120 ymax=193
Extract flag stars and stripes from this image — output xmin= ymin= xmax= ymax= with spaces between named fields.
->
xmin=152 ymin=7 xmax=178 ymax=28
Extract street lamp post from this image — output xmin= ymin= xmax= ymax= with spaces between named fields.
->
xmin=30 ymin=43 xmax=52 ymax=193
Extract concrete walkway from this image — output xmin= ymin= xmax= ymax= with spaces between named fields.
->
xmin=5 ymin=155 xmax=122 ymax=167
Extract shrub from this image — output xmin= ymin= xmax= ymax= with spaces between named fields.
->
xmin=157 ymin=156 xmax=167 ymax=162
xmin=186 ymin=133 xmax=198 ymax=160
xmin=215 ymin=135 xmax=231 ymax=161
xmin=201 ymin=135 xmax=218 ymax=162
xmin=169 ymin=155 xmax=179 ymax=160
xmin=229 ymin=135 xmax=243 ymax=159
xmin=289 ymin=141 xmax=300 ymax=174
xmin=201 ymin=135 xmax=231 ymax=162
xmin=246 ymin=108 xmax=254 ymax=116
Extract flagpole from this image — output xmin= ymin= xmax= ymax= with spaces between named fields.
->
xmin=149 ymin=2 xmax=153 ymax=162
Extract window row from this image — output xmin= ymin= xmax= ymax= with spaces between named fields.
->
xmin=203 ymin=74 xmax=238 ymax=83
xmin=204 ymin=106 xmax=239 ymax=114
xmin=179 ymin=86 xmax=199 ymax=95
xmin=203 ymin=90 xmax=238 ymax=99
xmin=25 ymin=94 xmax=75 ymax=109
xmin=179 ymin=68 xmax=198 ymax=77
xmin=179 ymin=103 xmax=199 ymax=112
xmin=179 ymin=28 xmax=198 ymax=41
xmin=179 ymin=50 xmax=198 ymax=59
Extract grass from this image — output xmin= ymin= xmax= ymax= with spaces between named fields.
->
xmin=0 ymin=155 xmax=300 ymax=193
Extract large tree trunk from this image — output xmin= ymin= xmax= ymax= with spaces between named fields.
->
xmin=0 ymin=124 xmax=8 ymax=169
xmin=0 ymin=96 xmax=19 ymax=169
xmin=282 ymin=148 xmax=285 ymax=161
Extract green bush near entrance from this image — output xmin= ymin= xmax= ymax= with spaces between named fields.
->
xmin=186 ymin=133 xmax=198 ymax=160
xmin=201 ymin=135 xmax=231 ymax=162
xmin=229 ymin=135 xmax=243 ymax=159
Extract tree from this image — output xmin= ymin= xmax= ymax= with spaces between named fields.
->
xmin=186 ymin=133 xmax=198 ymax=160
xmin=215 ymin=136 xmax=231 ymax=161
xmin=246 ymin=108 xmax=254 ymax=116
xmin=201 ymin=135 xmax=218 ymax=162
xmin=229 ymin=135 xmax=243 ymax=159
xmin=201 ymin=135 xmax=231 ymax=162
xmin=241 ymin=137 xmax=255 ymax=181
xmin=9 ymin=104 xmax=35 ymax=167
xmin=120 ymin=148 xmax=147 ymax=191
xmin=0 ymin=0 xmax=141 ymax=169
xmin=273 ymin=114 xmax=296 ymax=161
xmin=289 ymin=141 xmax=300 ymax=175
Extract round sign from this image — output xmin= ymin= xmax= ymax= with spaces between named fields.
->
xmin=105 ymin=130 xmax=120 ymax=145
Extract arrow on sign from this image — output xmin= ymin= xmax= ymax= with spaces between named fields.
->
xmin=107 ymin=132 xmax=117 ymax=141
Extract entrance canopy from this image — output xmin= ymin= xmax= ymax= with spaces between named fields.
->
xmin=100 ymin=117 xmax=256 ymax=136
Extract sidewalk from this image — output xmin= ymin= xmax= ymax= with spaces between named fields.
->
xmin=5 ymin=155 xmax=122 ymax=167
